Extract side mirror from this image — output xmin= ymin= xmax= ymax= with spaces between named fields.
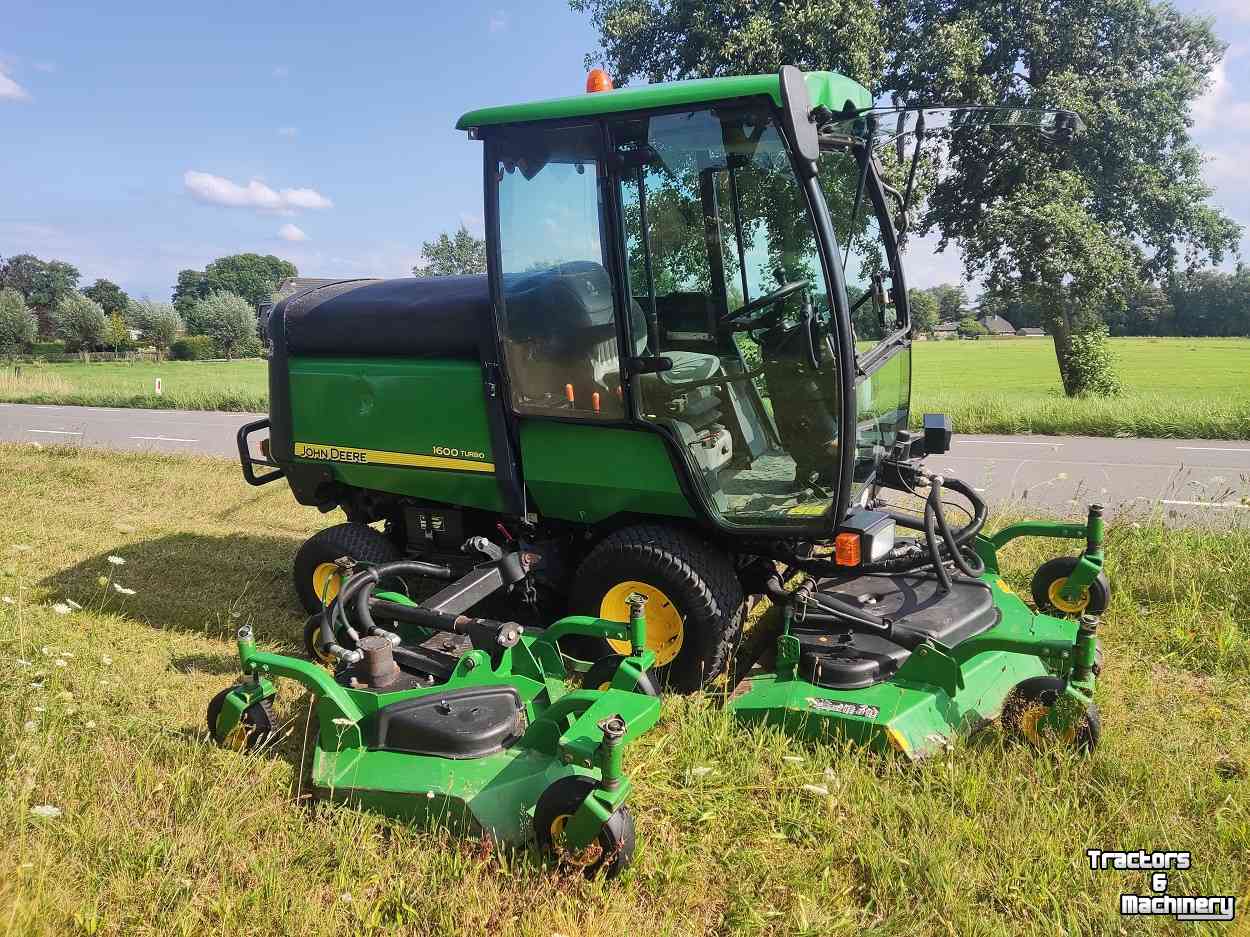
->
xmin=779 ymin=65 xmax=819 ymax=177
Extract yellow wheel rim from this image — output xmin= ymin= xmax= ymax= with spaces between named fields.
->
xmin=312 ymin=562 xmax=343 ymax=605
xmin=600 ymin=580 xmax=683 ymax=667
xmin=549 ymin=814 xmax=570 ymax=840
xmin=221 ymin=723 xmax=249 ymax=752
xmin=1017 ymin=704 xmax=1078 ymax=746
xmin=1047 ymin=577 xmax=1089 ymax=614
xmin=597 ymin=681 xmax=612 ymax=692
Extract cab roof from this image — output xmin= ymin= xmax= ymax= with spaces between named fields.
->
xmin=455 ymin=70 xmax=872 ymax=131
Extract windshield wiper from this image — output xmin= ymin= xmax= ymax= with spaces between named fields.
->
xmin=840 ymin=129 xmax=874 ymax=269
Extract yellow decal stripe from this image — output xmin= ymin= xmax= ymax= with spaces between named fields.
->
xmin=294 ymin=442 xmax=494 ymax=474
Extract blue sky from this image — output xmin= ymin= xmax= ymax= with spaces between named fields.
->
xmin=2 ymin=0 xmax=1248 ymax=300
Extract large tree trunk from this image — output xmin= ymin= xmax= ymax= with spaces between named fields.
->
xmin=1038 ymin=282 xmax=1078 ymax=396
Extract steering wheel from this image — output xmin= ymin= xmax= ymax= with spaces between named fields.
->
xmin=720 ymin=279 xmax=810 ymax=332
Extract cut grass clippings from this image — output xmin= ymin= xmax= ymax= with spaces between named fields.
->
xmin=0 ymin=444 xmax=1247 ymax=935
xmin=3 ymin=336 xmax=1250 ymax=437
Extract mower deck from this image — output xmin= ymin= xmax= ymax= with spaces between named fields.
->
xmin=730 ymin=571 xmax=1080 ymax=759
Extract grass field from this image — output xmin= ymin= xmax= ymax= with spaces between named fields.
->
xmin=0 ymin=359 xmax=267 ymax=412
xmin=1 ymin=445 xmax=1247 ymax=935
xmin=2 ymin=337 xmax=1249 ymax=438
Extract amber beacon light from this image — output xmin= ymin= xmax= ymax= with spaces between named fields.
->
xmin=586 ymin=68 xmax=614 ymax=93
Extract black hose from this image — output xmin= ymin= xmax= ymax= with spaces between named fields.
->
xmin=932 ymin=477 xmax=980 ymax=579
xmin=923 ymin=489 xmax=952 ymax=594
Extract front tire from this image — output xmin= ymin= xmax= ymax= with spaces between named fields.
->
xmin=293 ymin=522 xmax=401 ymax=614
xmin=207 ymin=687 xmax=276 ymax=752
xmin=569 ymin=525 xmax=745 ymax=692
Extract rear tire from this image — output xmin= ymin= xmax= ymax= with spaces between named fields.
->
xmin=568 ymin=524 xmax=744 ymax=692
xmin=293 ymin=522 xmax=400 ymax=614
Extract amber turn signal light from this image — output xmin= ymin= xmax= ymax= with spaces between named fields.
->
xmin=834 ymin=532 xmax=861 ymax=566
xmin=586 ymin=68 xmax=614 ymax=93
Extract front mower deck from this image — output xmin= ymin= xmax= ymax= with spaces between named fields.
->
xmin=730 ymin=566 xmax=1082 ymax=759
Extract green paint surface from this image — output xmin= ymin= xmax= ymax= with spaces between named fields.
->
xmin=519 ymin=420 xmax=695 ymax=523
xmin=456 ymin=71 xmax=872 ymax=129
xmin=288 ymin=355 xmax=504 ymax=512
xmin=730 ymin=570 xmax=1080 ymax=758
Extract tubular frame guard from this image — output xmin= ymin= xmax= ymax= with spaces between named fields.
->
xmin=238 ymin=417 xmax=285 ymax=486
xmin=979 ymin=505 xmax=1105 ymax=604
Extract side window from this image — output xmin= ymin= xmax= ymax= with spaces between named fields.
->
xmin=494 ymin=123 xmax=624 ymax=419
xmin=819 ymin=154 xmax=900 ymax=350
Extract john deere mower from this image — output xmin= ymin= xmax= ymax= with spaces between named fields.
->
xmin=238 ymin=65 xmax=1108 ymax=750
xmin=207 ymin=545 xmax=660 ymax=877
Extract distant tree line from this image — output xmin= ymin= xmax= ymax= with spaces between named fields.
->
xmin=907 ymin=270 xmax=1250 ymax=340
xmin=0 ymin=251 xmax=298 ymax=361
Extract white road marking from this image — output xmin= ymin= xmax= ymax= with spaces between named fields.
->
xmin=1176 ymin=446 xmax=1250 ymax=453
xmin=1161 ymin=499 xmax=1249 ymax=509
xmin=130 ymin=435 xmax=198 ymax=443
xmin=26 ymin=429 xmax=82 ymax=435
xmin=961 ymin=440 xmax=1061 ymax=446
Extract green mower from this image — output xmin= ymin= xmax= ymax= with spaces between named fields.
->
xmin=236 ymin=65 xmax=1107 ymax=749
xmin=207 ymin=547 xmax=660 ymax=877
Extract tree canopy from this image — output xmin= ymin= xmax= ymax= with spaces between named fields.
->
xmin=0 ymin=287 xmax=37 ymax=355
xmin=82 ymin=278 xmax=130 ymax=317
xmin=413 ymin=226 xmax=487 ymax=278
xmin=571 ymin=0 xmax=1242 ymax=395
xmin=191 ymin=291 xmax=256 ymax=360
xmin=52 ymin=292 xmax=107 ymax=358
xmin=173 ymin=254 xmax=298 ymax=311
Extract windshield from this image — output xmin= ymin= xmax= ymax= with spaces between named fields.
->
xmin=612 ymin=101 xmax=842 ymax=528
xmin=818 ymin=143 xmax=911 ymax=504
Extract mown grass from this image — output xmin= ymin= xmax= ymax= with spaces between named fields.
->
xmin=0 ymin=359 xmax=267 ymax=412
xmin=1 ymin=444 xmax=1247 ymax=935
xmin=4 ymin=337 xmax=1250 ymax=438
xmin=912 ymin=336 xmax=1250 ymax=439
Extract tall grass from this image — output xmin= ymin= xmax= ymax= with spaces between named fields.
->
xmin=0 ymin=444 xmax=1247 ymax=935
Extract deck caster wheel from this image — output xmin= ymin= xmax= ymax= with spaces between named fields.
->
xmin=534 ymin=775 xmax=636 ymax=879
xmin=207 ymin=687 xmax=276 ymax=753
xmin=1002 ymin=676 xmax=1100 ymax=754
xmin=1030 ymin=557 xmax=1110 ymax=617
xmin=582 ymin=655 xmax=660 ymax=697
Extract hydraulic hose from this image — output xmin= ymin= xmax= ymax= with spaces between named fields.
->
xmin=320 ymin=559 xmax=453 ymax=656
xmin=923 ymin=487 xmax=952 ymax=594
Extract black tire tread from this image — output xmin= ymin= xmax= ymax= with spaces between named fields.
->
xmin=1029 ymin=556 xmax=1111 ymax=616
xmin=293 ymin=522 xmax=400 ymax=614
xmin=572 ymin=524 xmax=744 ymax=692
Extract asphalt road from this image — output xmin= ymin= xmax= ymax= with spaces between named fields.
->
xmin=2 ymin=401 xmax=1247 ymax=525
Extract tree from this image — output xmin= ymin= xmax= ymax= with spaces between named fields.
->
xmin=927 ymin=283 xmax=968 ymax=323
xmin=570 ymin=0 xmax=885 ymax=88
xmin=204 ymin=253 xmax=298 ymax=308
xmin=105 ymin=311 xmax=130 ymax=353
xmin=0 ymin=287 xmax=37 ymax=356
xmin=908 ymin=288 xmax=940 ymax=337
xmin=172 ymin=268 xmax=208 ymax=316
xmin=83 ymin=278 xmax=130 ymax=317
xmin=0 ymin=254 xmax=80 ymax=335
xmin=52 ymin=292 xmax=107 ymax=361
xmin=956 ymin=315 xmax=987 ymax=339
xmin=887 ymin=0 xmax=1240 ymax=394
xmin=413 ymin=225 xmax=487 ymax=278
xmin=130 ymin=299 xmax=183 ymax=361
xmin=191 ymin=291 xmax=256 ymax=360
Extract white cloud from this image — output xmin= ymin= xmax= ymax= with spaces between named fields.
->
xmin=488 ymin=11 xmax=508 ymax=32
xmin=272 ymin=65 xmax=290 ymax=79
xmin=0 ymin=68 xmax=29 ymax=101
xmin=277 ymin=126 xmax=298 ymax=137
xmin=183 ymin=171 xmax=333 ymax=213
xmin=278 ymin=223 xmax=309 ymax=242
xmin=1193 ymin=51 xmax=1250 ymax=134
